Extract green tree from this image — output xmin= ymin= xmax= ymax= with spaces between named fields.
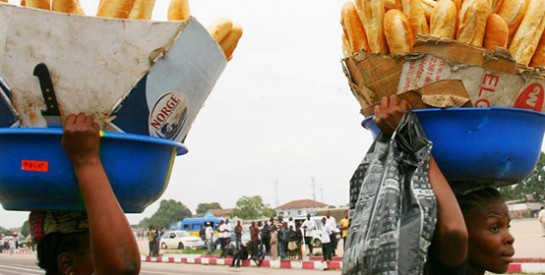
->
xmin=498 ymin=152 xmax=545 ymax=201
xmin=20 ymin=221 xmax=29 ymax=237
xmin=138 ymin=199 xmax=192 ymax=229
xmin=195 ymin=202 xmax=222 ymax=215
xmin=232 ymin=195 xmax=276 ymax=220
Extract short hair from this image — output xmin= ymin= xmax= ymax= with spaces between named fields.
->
xmin=37 ymin=232 xmax=90 ymax=274
xmin=456 ymin=187 xmax=504 ymax=219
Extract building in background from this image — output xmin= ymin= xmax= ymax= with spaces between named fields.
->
xmin=275 ymin=199 xmax=329 ymax=218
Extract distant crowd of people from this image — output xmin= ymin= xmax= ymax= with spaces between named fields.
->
xmin=195 ymin=210 xmax=350 ymax=266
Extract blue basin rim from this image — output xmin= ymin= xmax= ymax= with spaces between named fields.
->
xmin=0 ymin=128 xmax=188 ymax=155
xmin=362 ymin=107 xmax=545 ymax=128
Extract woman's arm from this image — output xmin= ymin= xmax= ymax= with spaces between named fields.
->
xmin=374 ymin=95 xmax=468 ymax=267
xmin=62 ymin=113 xmax=141 ymax=275
xmin=427 ymin=157 xmax=468 ymax=266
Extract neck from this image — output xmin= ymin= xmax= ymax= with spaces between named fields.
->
xmin=467 ymin=265 xmax=485 ymax=275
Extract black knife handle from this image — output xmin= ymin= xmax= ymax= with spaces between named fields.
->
xmin=33 ymin=63 xmax=60 ymax=116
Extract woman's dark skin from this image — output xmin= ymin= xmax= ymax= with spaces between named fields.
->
xmin=59 ymin=113 xmax=141 ymax=275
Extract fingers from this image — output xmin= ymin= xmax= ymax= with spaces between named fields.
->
xmin=63 ymin=113 xmax=98 ymax=134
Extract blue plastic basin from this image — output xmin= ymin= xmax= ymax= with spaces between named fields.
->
xmin=362 ymin=107 xmax=545 ymax=184
xmin=0 ymin=128 xmax=187 ymax=213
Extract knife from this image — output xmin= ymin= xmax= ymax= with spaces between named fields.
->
xmin=33 ymin=63 xmax=62 ymax=127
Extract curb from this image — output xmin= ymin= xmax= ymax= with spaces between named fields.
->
xmin=508 ymin=259 xmax=545 ymax=273
xmin=1 ymin=249 xmax=35 ymax=255
xmin=142 ymin=255 xmax=545 ymax=273
xmin=142 ymin=255 xmax=342 ymax=270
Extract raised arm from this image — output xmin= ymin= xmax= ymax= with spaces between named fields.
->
xmin=62 ymin=113 xmax=140 ymax=275
xmin=374 ymin=95 xmax=467 ymax=267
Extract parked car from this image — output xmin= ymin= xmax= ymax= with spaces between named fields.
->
xmin=160 ymin=230 xmax=204 ymax=250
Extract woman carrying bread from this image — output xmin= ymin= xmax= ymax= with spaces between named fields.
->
xmin=29 ymin=113 xmax=141 ymax=275
xmin=374 ymin=95 xmax=515 ymax=275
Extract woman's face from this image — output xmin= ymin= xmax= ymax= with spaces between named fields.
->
xmin=466 ymin=201 xmax=515 ymax=274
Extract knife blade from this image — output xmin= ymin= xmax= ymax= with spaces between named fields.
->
xmin=33 ymin=63 xmax=62 ymax=127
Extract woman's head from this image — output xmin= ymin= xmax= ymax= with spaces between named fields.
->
xmin=457 ymin=188 xmax=514 ymax=274
xmin=37 ymin=231 xmax=92 ymax=275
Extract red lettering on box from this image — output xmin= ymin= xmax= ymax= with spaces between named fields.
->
xmin=482 ymin=73 xmax=499 ymax=87
xmin=514 ymin=83 xmax=544 ymax=111
xmin=21 ymin=160 xmax=49 ymax=172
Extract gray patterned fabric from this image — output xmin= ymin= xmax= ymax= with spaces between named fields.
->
xmin=343 ymin=111 xmax=437 ymax=275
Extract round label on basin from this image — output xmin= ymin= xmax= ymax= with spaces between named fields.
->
xmin=148 ymin=92 xmax=188 ymax=140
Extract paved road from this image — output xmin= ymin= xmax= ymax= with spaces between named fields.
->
xmin=508 ymin=218 xmax=545 ymax=259
xmin=0 ymin=253 xmax=339 ymax=275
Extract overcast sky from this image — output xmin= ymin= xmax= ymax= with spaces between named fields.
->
xmin=0 ymin=0 xmax=373 ymax=229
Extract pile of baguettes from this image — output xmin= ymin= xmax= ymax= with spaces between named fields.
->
xmin=341 ymin=0 xmax=545 ymax=67
xmin=0 ymin=0 xmax=242 ymax=61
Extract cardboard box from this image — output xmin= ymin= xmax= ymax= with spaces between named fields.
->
xmin=342 ymin=35 xmax=545 ymax=117
xmin=0 ymin=3 xmax=226 ymax=143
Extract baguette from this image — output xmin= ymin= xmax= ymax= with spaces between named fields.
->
xmin=400 ymin=0 xmax=430 ymax=34
xmin=530 ymin=31 xmax=545 ymax=67
xmin=430 ymin=0 xmax=457 ymax=39
xmin=128 ymin=0 xmax=155 ymax=20
xmin=420 ymin=0 xmax=436 ymax=23
xmin=488 ymin=0 xmax=504 ymax=13
xmin=497 ymin=0 xmax=528 ymax=41
xmin=383 ymin=0 xmax=402 ymax=10
xmin=0 ymin=0 xmax=7 ymax=3
xmin=96 ymin=0 xmax=135 ymax=19
xmin=219 ymin=25 xmax=243 ymax=62
xmin=508 ymin=0 xmax=545 ymax=66
xmin=341 ymin=1 xmax=370 ymax=54
xmin=456 ymin=0 xmax=490 ymax=47
xmin=357 ymin=0 xmax=389 ymax=53
xmin=207 ymin=19 xmax=233 ymax=43
xmin=23 ymin=0 xmax=50 ymax=10
xmin=342 ymin=33 xmax=352 ymax=57
xmin=383 ymin=9 xmax=415 ymax=54
xmin=451 ymin=0 xmax=462 ymax=9
xmin=168 ymin=0 xmax=190 ymax=21
xmin=52 ymin=0 xmax=85 ymax=15
xmin=483 ymin=14 xmax=508 ymax=50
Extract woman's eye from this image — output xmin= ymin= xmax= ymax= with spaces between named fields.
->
xmin=491 ymin=225 xmax=499 ymax=233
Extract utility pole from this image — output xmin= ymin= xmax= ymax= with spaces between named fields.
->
xmin=274 ymin=179 xmax=279 ymax=207
xmin=311 ymin=177 xmax=316 ymax=200
xmin=311 ymin=177 xmax=317 ymax=208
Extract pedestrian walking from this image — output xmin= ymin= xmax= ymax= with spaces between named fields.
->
xmin=539 ymin=206 xmax=545 ymax=237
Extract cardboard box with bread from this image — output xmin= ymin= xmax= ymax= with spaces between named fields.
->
xmin=0 ymin=0 xmax=243 ymax=143
xmin=341 ymin=0 xmax=545 ymax=116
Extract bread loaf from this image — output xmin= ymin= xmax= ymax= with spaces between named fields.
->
xmin=52 ymin=0 xmax=85 ymax=15
xmin=128 ymin=0 xmax=155 ymax=20
xmin=357 ymin=0 xmax=389 ymax=53
xmin=383 ymin=0 xmax=402 ymax=10
xmin=451 ymin=0 xmax=462 ymax=10
xmin=488 ymin=0 xmax=504 ymax=13
xmin=430 ymin=0 xmax=457 ymax=39
xmin=24 ymin=0 xmax=50 ymax=10
xmin=342 ymin=33 xmax=352 ymax=57
xmin=456 ymin=0 xmax=489 ymax=47
xmin=341 ymin=1 xmax=370 ymax=54
xmin=483 ymin=14 xmax=508 ymax=50
xmin=420 ymin=0 xmax=437 ymax=23
xmin=383 ymin=9 xmax=415 ymax=54
xmin=168 ymin=0 xmax=190 ymax=21
xmin=508 ymin=0 xmax=545 ymax=65
xmin=497 ymin=0 xmax=528 ymax=40
xmin=207 ymin=19 xmax=233 ymax=43
xmin=219 ymin=25 xmax=243 ymax=62
xmin=400 ymin=0 xmax=430 ymax=34
xmin=530 ymin=31 xmax=545 ymax=67
xmin=96 ymin=0 xmax=135 ymax=19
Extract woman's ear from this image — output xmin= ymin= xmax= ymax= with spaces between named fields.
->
xmin=57 ymin=252 xmax=75 ymax=275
